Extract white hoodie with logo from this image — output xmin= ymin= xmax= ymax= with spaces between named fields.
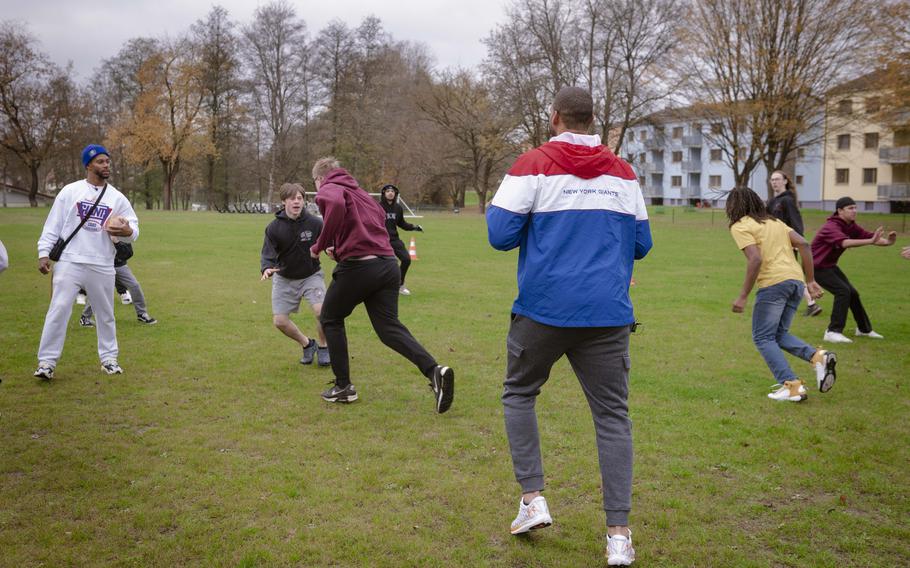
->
xmin=37 ymin=180 xmax=139 ymax=266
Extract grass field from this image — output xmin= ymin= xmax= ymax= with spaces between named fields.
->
xmin=1 ymin=206 xmax=908 ymax=567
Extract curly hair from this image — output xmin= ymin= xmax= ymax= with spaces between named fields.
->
xmin=725 ymin=186 xmax=771 ymax=227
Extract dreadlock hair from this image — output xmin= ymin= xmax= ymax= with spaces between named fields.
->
xmin=725 ymin=186 xmax=771 ymax=227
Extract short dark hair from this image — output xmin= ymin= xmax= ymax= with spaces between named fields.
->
xmin=553 ymin=86 xmax=594 ymax=130
xmin=279 ymin=183 xmax=304 ymax=201
xmin=725 ymin=186 xmax=770 ymax=227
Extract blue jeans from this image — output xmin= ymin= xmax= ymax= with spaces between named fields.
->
xmin=752 ymin=280 xmax=817 ymax=384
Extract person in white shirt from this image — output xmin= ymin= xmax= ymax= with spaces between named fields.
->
xmin=34 ymin=145 xmax=138 ymax=379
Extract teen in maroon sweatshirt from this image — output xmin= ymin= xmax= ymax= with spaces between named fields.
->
xmin=309 ymin=158 xmax=454 ymax=413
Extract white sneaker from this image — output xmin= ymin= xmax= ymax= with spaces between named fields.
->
xmin=855 ymin=329 xmax=883 ymax=339
xmin=767 ymin=380 xmax=807 ymax=402
xmin=510 ymin=495 xmax=552 ymax=535
xmin=823 ymin=330 xmax=853 ymax=344
xmin=812 ymin=350 xmax=837 ymax=393
xmin=120 ymin=291 xmax=133 ymax=305
xmin=76 ymin=293 xmax=87 ymax=305
xmin=399 ymin=285 xmax=411 ymax=296
xmin=101 ymin=360 xmax=123 ymax=375
xmin=606 ymin=530 xmax=635 ymax=566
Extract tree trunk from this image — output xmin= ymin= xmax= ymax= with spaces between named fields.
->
xmin=28 ymin=164 xmax=40 ymax=207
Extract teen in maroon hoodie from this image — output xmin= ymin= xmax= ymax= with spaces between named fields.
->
xmin=309 ymin=157 xmax=454 ymax=413
xmin=811 ymin=196 xmax=896 ymax=342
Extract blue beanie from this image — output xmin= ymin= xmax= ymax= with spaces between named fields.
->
xmin=81 ymin=144 xmax=110 ymax=168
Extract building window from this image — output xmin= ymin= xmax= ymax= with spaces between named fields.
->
xmin=864 ymin=201 xmax=875 ymax=211
xmin=672 ymin=151 xmax=683 ymax=162
xmin=863 ymin=168 xmax=877 ymax=184
xmin=672 ymin=126 xmax=683 ymax=139
xmin=671 ymin=176 xmax=682 ymax=187
xmin=864 ymin=133 xmax=879 ymax=149
xmin=866 ymin=97 xmax=880 ymax=115
xmin=652 ymin=150 xmax=663 ymax=162
xmin=638 ymin=153 xmax=646 ymax=164
xmin=708 ymin=175 xmax=722 ymax=188
xmin=638 ymin=130 xmax=647 ymax=141
xmin=837 ymin=99 xmax=853 ymax=115
xmin=797 ymin=148 xmax=806 ymax=159
xmin=711 ymin=122 xmax=723 ymax=135
xmin=837 ymin=134 xmax=851 ymax=150
xmin=795 ymin=175 xmax=804 ymax=185
xmin=692 ymin=123 xmax=702 ymax=133
xmin=835 ymin=168 xmax=849 ymax=184
xmin=710 ymin=148 xmax=722 ymax=161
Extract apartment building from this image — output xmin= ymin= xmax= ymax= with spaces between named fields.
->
xmin=622 ymin=106 xmax=823 ymax=207
xmin=823 ymin=75 xmax=910 ymax=213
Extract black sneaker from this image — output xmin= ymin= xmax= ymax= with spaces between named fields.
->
xmin=137 ymin=313 xmax=158 ymax=325
xmin=429 ymin=365 xmax=455 ymax=414
xmin=79 ymin=315 xmax=94 ymax=327
xmin=300 ymin=339 xmax=317 ymax=365
xmin=804 ymin=303 xmax=822 ymax=317
xmin=321 ymin=383 xmax=358 ymax=403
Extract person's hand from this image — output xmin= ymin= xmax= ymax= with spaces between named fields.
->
xmin=38 ymin=257 xmax=51 ymax=274
xmin=901 ymin=245 xmax=910 ymax=260
xmin=416 ymin=225 xmax=424 ymax=232
xmin=885 ymin=231 xmax=897 ymax=246
xmin=807 ymin=281 xmax=824 ymax=300
xmin=261 ymin=267 xmax=279 ymax=281
xmin=310 ymin=246 xmax=319 ymax=259
xmin=325 ymin=246 xmax=336 ymax=261
xmin=105 ymin=216 xmax=133 ymax=237
xmin=870 ymin=226 xmax=884 ymax=244
xmin=732 ymin=295 xmax=747 ymax=313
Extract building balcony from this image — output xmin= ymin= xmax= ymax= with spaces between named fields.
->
xmin=682 ymin=160 xmax=702 ymax=171
xmin=682 ymin=133 xmax=703 ymax=146
xmin=648 ymin=161 xmax=664 ymax=173
xmin=642 ymin=185 xmax=664 ymax=197
xmin=879 ymin=146 xmax=910 ymax=164
xmin=679 ymin=186 xmax=701 ymax=198
xmin=878 ymin=183 xmax=910 ymax=200
xmin=644 ymin=138 xmax=665 ymax=150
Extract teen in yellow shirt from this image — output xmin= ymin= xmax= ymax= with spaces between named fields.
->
xmin=725 ymin=187 xmax=837 ymax=402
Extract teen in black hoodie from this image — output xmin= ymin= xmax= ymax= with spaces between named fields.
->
xmin=379 ymin=184 xmax=422 ymax=295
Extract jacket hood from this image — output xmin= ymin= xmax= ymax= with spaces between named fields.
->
xmin=380 ymin=183 xmax=399 ymax=203
xmin=826 ymin=213 xmax=852 ymax=226
xmin=275 ymin=207 xmax=307 ymax=222
xmin=537 ymin=141 xmax=629 ymax=180
xmin=321 ymin=168 xmax=362 ymax=192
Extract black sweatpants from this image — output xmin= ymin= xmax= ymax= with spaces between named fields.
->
xmin=815 ymin=266 xmax=873 ymax=334
xmin=320 ymin=257 xmax=436 ymax=386
xmin=390 ymin=238 xmax=411 ymax=285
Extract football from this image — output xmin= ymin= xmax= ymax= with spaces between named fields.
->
xmin=106 ymin=215 xmax=127 ymax=229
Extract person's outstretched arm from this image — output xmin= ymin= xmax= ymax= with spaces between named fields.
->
xmin=732 ymin=245 xmax=761 ymax=313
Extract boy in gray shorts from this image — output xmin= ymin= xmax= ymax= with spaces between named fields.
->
xmin=261 ymin=183 xmax=329 ymax=366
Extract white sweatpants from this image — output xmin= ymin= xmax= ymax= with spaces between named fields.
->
xmin=37 ymin=261 xmax=118 ymax=366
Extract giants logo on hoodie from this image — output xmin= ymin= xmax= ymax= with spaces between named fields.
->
xmin=76 ymin=200 xmax=113 ymax=232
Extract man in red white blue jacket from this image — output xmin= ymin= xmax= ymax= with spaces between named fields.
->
xmin=487 ymin=86 xmax=651 ymax=566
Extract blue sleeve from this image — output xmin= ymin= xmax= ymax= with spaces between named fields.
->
xmin=634 ymin=219 xmax=653 ymax=260
xmin=486 ymin=205 xmax=528 ymax=251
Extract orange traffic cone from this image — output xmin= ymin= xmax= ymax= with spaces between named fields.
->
xmin=408 ymin=237 xmax=419 ymax=260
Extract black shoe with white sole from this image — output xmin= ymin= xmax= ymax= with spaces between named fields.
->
xmin=815 ymin=351 xmax=837 ymax=393
xmin=429 ymin=365 xmax=455 ymax=414
xmin=321 ymin=383 xmax=358 ymax=403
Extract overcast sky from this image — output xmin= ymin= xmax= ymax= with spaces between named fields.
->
xmin=4 ymin=0 xmax=509 ymax=82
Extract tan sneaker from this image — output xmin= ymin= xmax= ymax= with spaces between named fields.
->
xmin=768 ymin=380 xmax=807 ymax=402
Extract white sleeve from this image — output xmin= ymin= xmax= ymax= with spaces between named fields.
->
xmin=37 ymin=190 xmax=70 ymax=257
xmin=0 ymin=240 xmax=8 ymax=273
xmin=117 ymin=194 xmax=140 ymax=242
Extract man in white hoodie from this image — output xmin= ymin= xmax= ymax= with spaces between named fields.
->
xmin=34 ymin=145 xmax=139 ymax=379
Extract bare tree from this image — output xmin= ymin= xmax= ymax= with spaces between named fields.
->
xmin=192 ymin=5 xmax=242 ymax=209
xmin=419 ymin=71 xmax=518 ymax=212
xmin=0 ymin=22 xmax=74 ymax=206
xmin=242 ymin=0 xmax=311 ymax=204
xmin=683 ymin=0 xmax=872 ymax=193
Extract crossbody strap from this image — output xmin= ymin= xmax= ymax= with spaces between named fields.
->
xmin=61 ymin=183 xmax=108 ymax=248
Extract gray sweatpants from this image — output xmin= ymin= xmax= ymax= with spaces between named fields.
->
xmin=82 ymin=264 xmax=148 ymax=318
xmin=38 ymin=261 xmax=117 ymax=366
xmin=502 ymin=314 xmax=633 ymax=526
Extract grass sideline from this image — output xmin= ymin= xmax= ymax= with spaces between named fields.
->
xmin=0 ymin=206 xmax=908 ymax=567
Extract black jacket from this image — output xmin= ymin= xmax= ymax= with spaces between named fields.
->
xmin=767 ymin=190 xmax=804 ymax=236
xmin=260 ymin=209 xmax=323 ymax=279
xmin=113 ymin=242 xmax=133 ymax=268
xmin=380 ymin=186 xmax=417 ymax=241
